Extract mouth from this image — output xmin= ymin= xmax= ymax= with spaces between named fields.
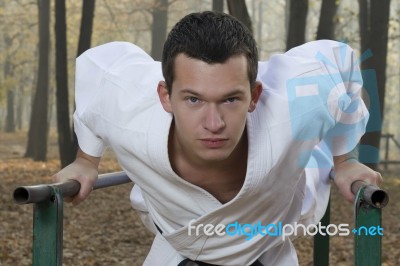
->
xmin=200 ymin=138 xmax=228 ymax=148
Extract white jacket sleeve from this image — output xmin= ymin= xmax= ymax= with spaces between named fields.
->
xmin=283 ymin=40 xmax=369 ymax=156
xmin=289 ymin=40 xmax=369 ymax=156
xmin=73 ymin=42 xmax=156 ymax=157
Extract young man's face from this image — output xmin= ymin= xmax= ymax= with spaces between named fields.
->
xmin=158 ymin=53 xmax=262 ymax=166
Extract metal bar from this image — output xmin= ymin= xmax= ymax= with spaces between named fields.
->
xmin=353 ymin=186 xmax=383 ymax=266
xmin=313 ymin=197 xmax=330 ymax=266
xmin=351 ymin=181 xmax=389 ymax=209
xmin=33 ymin=186 xmax=63 ymax=266
xmin=380 ymin=133 xmax=394 ymax=137
xmin=93 ymin=171 xmax=130 ymax=190
xmin=312 ymin=181 xmax=388 ymax=266
xmin=19 ymin=173 xmax=389 ymax=266
xmin=379 ymin=160 xmax=400 ymax=164
xmin=26 ymin=172 xmax=131 ymax=266
xmin=389 ymin=135 xmax=400 ymax=149
xmin=14 ymin=171 xmax=132 ymax=204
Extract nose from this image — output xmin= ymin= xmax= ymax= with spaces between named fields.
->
xmin=203 ymin=104 xmax=225 ymax=133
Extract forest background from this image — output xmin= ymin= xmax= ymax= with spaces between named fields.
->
xmin=0 ymin=0 xmax=399 ymax=265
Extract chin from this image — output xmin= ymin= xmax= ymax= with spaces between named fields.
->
xmin=199 ymin=151 xmax=232 ymax=163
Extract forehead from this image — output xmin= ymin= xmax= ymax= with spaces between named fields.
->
xmin=172 ymin=54 xmax=250 ymax=96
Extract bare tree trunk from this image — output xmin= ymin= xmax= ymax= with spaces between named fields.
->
xmin=16 ymin=86 xmax=23 ymax=130
xmin=68 ymin=0 xmax=96 ymax=159
xmin=227 ymin=0 xmax=253 ymax=34
xmin=55 ymin=0 xmax=75 ymax=167
xmin=4 ymin=35 xmax=15 ymax=132
xmin=316 ymin=0 xmax=338 ymax=40
xmin=286 ymin=0 xmax=308 ymax=50
xmin=25 ymin=0 xmax=50 ymax=161
xmin=359 ymin=0 xmax=369 ymax=53
xmin=257 ymin=1 xmax=263 ymax=47
xmin=151 ymin=0 xmax=168 ymax=61
xmin=358 ymin=0 xmax=391 ymax=170
xmin=77 ymin=0 xmax=96 ymax=57
xmin=5 ymin=90 xmax=15 ymax=132
xmin=212 ymin=0 xmax=223 ymax=12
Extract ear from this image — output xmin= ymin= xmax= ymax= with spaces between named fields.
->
xmin=248 ymin=81 xmax=263 ymax=112
xmin=157 ymin=81 xmax=172 ymax=113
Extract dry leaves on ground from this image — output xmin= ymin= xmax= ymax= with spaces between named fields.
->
xmin=0 ymin=132 xmax=399 ymax=265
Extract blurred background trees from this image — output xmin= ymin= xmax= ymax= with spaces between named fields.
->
xmin=0 ymin=0 xmax=398 ymax=169
xmin=25 ymin=0 xmax=50 ymax=161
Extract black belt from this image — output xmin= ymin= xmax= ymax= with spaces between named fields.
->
xmin=178 ymin=258 xmax=264 ymax=266
xmin=155 ymin=223 xmax=264 ymax=266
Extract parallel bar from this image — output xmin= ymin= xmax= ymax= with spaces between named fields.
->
xmin=28 ymin=172 xmax=131 ymax=265
xmin=313 ymin=198 xmax=330 ymax=266
xmin=93 ymin=171 xmax=130 ymax=190
xmin=18 ymin=174 xmax=388 ymax=266
xmin=354 ymin=186 xmax=383 ymax=266
xmin=312 ymin=181 xmax=388 ymax=266
xmin=14 ymin=172 xmax=132 ymax=204
xmin=351 ymin=181 xmax=389 ymax=208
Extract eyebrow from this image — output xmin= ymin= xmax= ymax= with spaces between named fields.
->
xmin=179 ymin=88 xmax=245 ymax=98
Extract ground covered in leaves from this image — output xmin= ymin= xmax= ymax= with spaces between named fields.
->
xmin=1 ymin=131 xmax=399 ymax=265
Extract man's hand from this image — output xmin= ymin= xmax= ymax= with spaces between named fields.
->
xmin=333 ymin=156 xmax=383 ymax=203
xmin=53 ymin=149 xmax=100 ymax=205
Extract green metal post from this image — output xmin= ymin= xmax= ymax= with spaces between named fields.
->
xmin=313 ymin=198 xmax=330 ymax=266
xmin=354 ymin=186 xmax=383 ymax=266
xmin=32 ymin=186 xmax=64 ymax=266
xmin=14 ymin=172 xmax=131 ymax=266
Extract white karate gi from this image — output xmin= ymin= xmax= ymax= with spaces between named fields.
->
xmin=73 ymin=40 xmax=369 ymax=265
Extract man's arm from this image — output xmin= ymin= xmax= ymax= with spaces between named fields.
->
xmin=332 ymin=148 xmax=382 ymax=202
xmin=53 ymin=148 xmax=100 ymax=205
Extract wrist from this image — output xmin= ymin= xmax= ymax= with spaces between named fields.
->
xmin=330 ymin=157 xmax=359 ymax=179
xmin=76 ymin=148 xmax=101 ymax=169
xmin=335 ymin=157 xmax=359 ymax=166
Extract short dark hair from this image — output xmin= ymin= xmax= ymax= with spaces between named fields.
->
xmin=162 ymin=11 xmax=258 ymax=94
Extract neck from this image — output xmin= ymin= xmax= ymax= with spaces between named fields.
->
xmin=168 ymin=123 xmax=248 ymax=203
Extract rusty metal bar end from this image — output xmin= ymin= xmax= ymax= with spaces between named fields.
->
xmin=351 ymin=180 xmax=389 ymax=208
xmin=13 ymin=180 xmax=80 ymax=205
xmin=13 ymin=185 xmax=52 ymax=205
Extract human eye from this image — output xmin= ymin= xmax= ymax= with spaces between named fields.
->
xmin=185 ymin=96 xmax=201 ymax=104
xmin=224 ymin=97 xmax=239 ymax=104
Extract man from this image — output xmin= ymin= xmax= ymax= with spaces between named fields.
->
xmin=54 ymin=11 xmax=382 ymax=265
